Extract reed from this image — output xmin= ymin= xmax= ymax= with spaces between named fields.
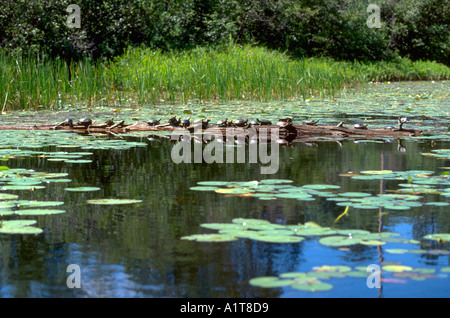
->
xmin=1 ymin=44 xmax=448 ymax=111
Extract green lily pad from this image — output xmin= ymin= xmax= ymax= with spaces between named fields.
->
xmin=16 ymin=209 xmax=66 ymax=215
xmin=65 ymin=187 xmax=101 ymax=192
xmin=423 ymin=233 xmax=450 ymax=242
xmin=181 ymin=233 xmax=238 ymax=242
xmin=1 ymin=185 xmax=46 ymax=190
xmin=16 ymin=201 xmax=64 ymax=207
xmin=249 ymin=276 xmax=294 ymax=288
xmin=0 ymin=220 xmax=42 ymax=235
xmin=189 ymin=186 xmax=219 ymax=191
xmin=87 ymin=199 xmax=143 ymax=205
xmin=338 ymin=192 xmax=372 ymax=198
xmin=197 ymin=181 xmax=233 ymax=186
xmin=424 ymin=202 xmax=449 ymax=206
xmin=319 ymin=235 xmax=362 ymax=247
xmin=258 ymin=179 xmax=294 ymax=185
xmin=312 ymin=265 xmax=352 ymax=273
xmin=0 ymin=226 xmax=43 ymax=234
xmin=302 ymin=184 xmax=341 ymax=190
xmin=291 ymin=281 xmax=333 ymax=292
xmin=382 ymin=265 xmax=413 ymax=272
xmin=200 ymin=223 xmax=247 ymax=231
xmin=0 ymin=193 xmax=19 ymax=200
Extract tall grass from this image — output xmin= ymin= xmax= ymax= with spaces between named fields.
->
xmin=1 ymin=44 xmax=449 ymax=111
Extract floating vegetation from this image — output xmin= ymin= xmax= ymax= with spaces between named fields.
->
xmin=65 ymin=187 xmax=102 ymax=192
xmin=0 ymin=220 xmax=43 ymax=234
xmin=87 ymin=199 xmax=143 ymax=205
xmin=249 ymin=261 xmax=446 ymax=292
xmin=191 ymin=174 xmax=449 ymax=211
xmin=15 ymin=209 xmax=66 ymax=216
xmin=182 ymin=218 xmax=421 ymax=247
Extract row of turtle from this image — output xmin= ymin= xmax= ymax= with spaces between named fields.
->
xmin=146 ymin=117 xmax=402 ymax=130
xmin=147 ymin=117 xmax=310 ymax=129
xmin=59 ymin=116 xmax=408 ymax=131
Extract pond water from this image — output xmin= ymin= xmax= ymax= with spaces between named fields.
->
xmin=0 ymin=81 xmax=449 ymax=298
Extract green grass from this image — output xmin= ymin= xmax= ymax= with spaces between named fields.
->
xmin=1 ymin=44 xmax=449 ymax=111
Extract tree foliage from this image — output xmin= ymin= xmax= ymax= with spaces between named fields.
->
xmin=0 ymin=0 xmax=447 ymax=64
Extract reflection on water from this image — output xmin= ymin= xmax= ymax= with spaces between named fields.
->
xmin=0 ymin=133 xmax=449 ymax=298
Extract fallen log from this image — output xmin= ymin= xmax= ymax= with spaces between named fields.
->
xmin=0 ymin=115 xmax=422 ymax=144
xmin=0 ymin=120 xmax=422 ymax=140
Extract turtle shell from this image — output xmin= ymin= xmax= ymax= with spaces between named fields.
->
xmin=201 ymin=119 xmax=210 ymax=129
xmin=64 ymin=118 xmax=73 ymax=126
xmin=217 ymin=119 xmax=229 ymax=127
xmin=233 ymin=119 xmax=248 ymax=127
xmin=78 ymin=118 xmax=92 ymax=126
xmin=304 ymin=120 xmax=319 ymax=125
xmin=277 ymin=120 xmax=293 ymax=129
xmin=354 ymin=123 xmax=367 ymax=129
xmin=169 ymin=117 xmax=181 ymax=126
xmin=147 ymin=119 xmax=161 ymax=126
xmin=180 ymin=119 xmax=191 ymax=128
xmin=257 ymin=119 xmax=272 ymax=125
xmin=249 ymin=120 xmax=259 ymax=126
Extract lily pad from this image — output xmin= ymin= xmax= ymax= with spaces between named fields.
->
xmin=65 ymin=187 xmax=101 ymax=192
xmin=302 ymin=184 xmax=341 ymax=190
xmin=87 ymin=199 xmax=143 ymax=205
xmin=181 ymin=233 xmax=238 ymax=242
xmin=291 ymin=281 xmax=333 ymax=292
xmin=249 ymin=276 xmax=294 ymax=288
xmin=422 ymin=233 xmax=450 ymax=242
xmin=0 ymin=193 xmax=19 ymax=200
xmin=338 ymin=192 xmax=372 ymax=198
xmin=15 ymin=209 xmax=66 ymax=215
xmin=0 ymin=220 xmax=42 ymax=234
xmin=319 ymin=235 xmax=362 ymax=247
xmin=382 ymin=265 xmax=413 ymax=272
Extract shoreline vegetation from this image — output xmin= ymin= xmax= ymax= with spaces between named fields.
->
xmin=1 ymin=43 xmax=449 ymax=111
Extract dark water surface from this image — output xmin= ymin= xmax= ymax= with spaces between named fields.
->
xmin=0 ymin=133 xmax=449 ymax=298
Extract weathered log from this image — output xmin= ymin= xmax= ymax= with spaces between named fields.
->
xmin=0 ymin=121 xmax=422 ymax=140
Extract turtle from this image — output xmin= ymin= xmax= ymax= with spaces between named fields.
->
xmin=277 ymin=118 xmax=293 ymax=129
xmin=249 ymin=120 xmax=259 ymax=126
xmin=105 ymin=118 xmax=115 ymax=126
xmin=277 ymin=121 xmax=293 ymax=129
xmin=200 ymin=119 xmax=210 ymax=129
xmin=385 ymin=125 xmax=395 ymax=129
xmin=304 ymin=119 xmax=319 ymax=126
xmin=257 ymin=119 xmax=272 ymax=125
xmin=232 ymin=119 xmax=248 ymax=127
xmin=217 ymin=119 xmax=229 ymax=127
xmin=353 ymin=123 xmax=368 ymax=129
xmin=180 ymin=118 xmax=191 ymax=128
xmin=147 ymin=119 xmax=161 ymax=126
xmin=78 ymin=118 xmax=92 ymax=126
xmin=169 ymin=117 xmax=181 ymax=127
xmin=397 ymin=116 xmax=408 ymax=130
xmin=64 ymin=118 xmax=73 ymax=127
